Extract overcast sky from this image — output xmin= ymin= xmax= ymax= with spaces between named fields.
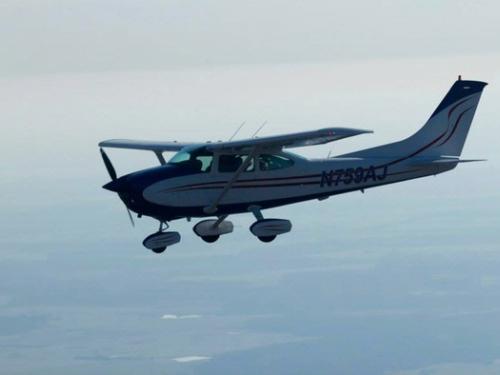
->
xmin=1 ymin=0 xmax=500 ymax=75
xmin=0 ymin=1 xmax=499 ymax=375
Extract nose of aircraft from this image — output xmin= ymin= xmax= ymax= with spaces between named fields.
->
xmin=102 ymin=164 xmax=180 ymax=207
xmin=101 ymin=164 xmax=185 ymax=221
xmin=102 ymin=176 xmax=131 ymax=193
xmin=102 ymin=173 xmax=145 ymax=218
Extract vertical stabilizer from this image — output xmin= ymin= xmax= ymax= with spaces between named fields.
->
xmin=415 ymin=78 xmax=487 ymax=157
xmin=341 ymin=78 xmax=487 ymax=159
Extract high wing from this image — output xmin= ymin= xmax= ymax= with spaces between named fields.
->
xmin=205 ymin=127 xmax=372 ymax=152
xmin=99 ymin=127 xmax=371 ymax=166
xmin=99 ymin=127 xmax=371 ymax=154
xmin=99 ymin=139 xmax=200 ymax=165
xmin=98 ymin=139 xmax=199 ymax=152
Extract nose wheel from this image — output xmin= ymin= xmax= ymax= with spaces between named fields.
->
xmin=143 ymin=221 xmax=181 ymax=254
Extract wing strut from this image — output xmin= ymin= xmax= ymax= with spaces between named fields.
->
xmin=203 ymin=148 xmax=259 ymax=214
xmin=155 ymin=151 xmax=166 ymax=165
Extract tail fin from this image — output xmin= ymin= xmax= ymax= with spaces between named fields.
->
xmin=341 ymin=78 xmax=487 ymax=159
xmin=414 ymin=78 xmax=487 ymax=156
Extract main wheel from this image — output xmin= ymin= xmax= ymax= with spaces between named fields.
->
xmin=151 ymin=247 xmax=167 ymax=254
xmin=258 ymin=235 xmax=276 ymax=243
xmin=201 ymin=235 xmax=220 ymax=243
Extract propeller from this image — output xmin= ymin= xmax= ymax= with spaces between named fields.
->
xmin=100 ymin=148 xmax=135 ymax=227
xmin=125 ymin=205 xmax=135 ymax=227
xmin=100 ymin=148 xmax=117 ymax=181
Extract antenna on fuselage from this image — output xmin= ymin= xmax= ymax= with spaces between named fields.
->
xmin=229 ymin=121 xmax=246 ymax=141
xmin=252 ymin=121 xmax=267 ymax=138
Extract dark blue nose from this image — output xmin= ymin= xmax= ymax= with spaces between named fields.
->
xmin=102 ymin=174 xmax=145 ymax=216
xmin=103 ymin=176 xmax=131 ymax=193
xmin=101 ymin=164 xmax=195 ymax=221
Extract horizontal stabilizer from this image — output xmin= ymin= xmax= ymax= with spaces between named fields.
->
xmin=409 ymin=156 xmax=486 ymax=167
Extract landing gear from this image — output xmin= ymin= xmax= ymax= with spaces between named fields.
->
xmin=258 ymin=235 xmax=276 ymax=243
xmin=151 ymin=246 xmax=167 ymax=253
xmin=141 ymin=208 xmax=292 ymax=252
xmin=142 ymin=221 xmax=181 ymax=253
xmin=193 ymin=216 xmax=233 ymax=243
xmin=201 ymin=235 xmax=220 ymax=243
xmin=248 ymin=206 xmax=291 ymax=242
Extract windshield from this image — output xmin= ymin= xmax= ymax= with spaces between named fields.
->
xmin=169 ymin=147 xmax=213 ymax=173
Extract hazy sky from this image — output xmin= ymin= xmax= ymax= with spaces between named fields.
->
xmin=1 ymin=0 xmax=500 ymax=75
xmin=0 ymin=1 xmax=499 ymax=374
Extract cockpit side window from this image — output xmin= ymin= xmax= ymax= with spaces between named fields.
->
xmin=195 ymin=154 xmax=213 ymax=172
xmin=218 ymin=154 xmax=255 ymax=173
xmin=258 ymin=154 xmax=294 ymax=171
xmin=168 ymin=148 xmax=214 ymax=173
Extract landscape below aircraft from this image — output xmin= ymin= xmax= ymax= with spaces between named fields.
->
xmin=99 ymin=77 xmax=487 ymax=253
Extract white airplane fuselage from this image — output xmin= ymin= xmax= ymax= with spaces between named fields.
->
xmin=112 ymin=151 xmax=453 ymax=222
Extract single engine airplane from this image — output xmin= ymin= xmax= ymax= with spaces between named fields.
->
xmin=99 ymin=77 xmax=487 ymax=253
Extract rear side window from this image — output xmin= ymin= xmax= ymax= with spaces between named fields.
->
xmin=258 ymin=154 xmax=294 ymax=171
xmin=218 ymin=154 xmax=255 ymax=173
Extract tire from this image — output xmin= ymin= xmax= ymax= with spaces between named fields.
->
xmin=152 ymin=247 xmax=166 ymax=253
xmin=258 ymin=235 xmax=276 ymax=243
xmin=201 ymin=235 xmax=220 ymax=243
